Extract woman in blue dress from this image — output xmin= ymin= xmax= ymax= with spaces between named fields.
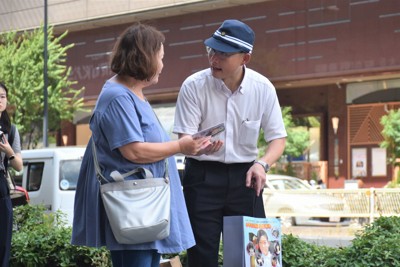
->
xmin=71 ymin=22 xmax=211 ymax=267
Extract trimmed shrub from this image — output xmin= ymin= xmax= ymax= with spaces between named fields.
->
xmin=11 ymin=205 xmax=400 ymax=267
xmin=282 ymin=216 xmax=400 ymax=267
xmin=11 ymin=204 xmax=111 ymax=267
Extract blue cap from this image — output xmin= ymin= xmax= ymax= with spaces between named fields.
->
xmin=204 ymin=19 xmax=255 ymax=53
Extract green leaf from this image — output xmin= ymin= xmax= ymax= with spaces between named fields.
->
xmin=0 ymin=26 xmax=87 ymax=148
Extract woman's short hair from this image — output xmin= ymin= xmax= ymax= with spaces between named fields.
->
xmin=110 ymin=22 xmax=165 ymax=81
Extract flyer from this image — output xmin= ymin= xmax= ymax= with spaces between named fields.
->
xmin=192 ymin=123 xmax=225 ymax=139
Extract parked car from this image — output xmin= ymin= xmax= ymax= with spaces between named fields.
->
xmin=263 ymin=174 xmax=351 ymax=226
xmin=19 ymin=147 xmax=86 ymax=225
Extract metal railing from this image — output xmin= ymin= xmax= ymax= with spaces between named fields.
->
xmin=263 ymin=188 xmax=400 ymax=223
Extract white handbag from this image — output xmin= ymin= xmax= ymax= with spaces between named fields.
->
xmin=92 ymin=140 xmax=171 ymax=244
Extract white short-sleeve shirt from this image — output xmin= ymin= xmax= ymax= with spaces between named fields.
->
xmin=173 ymin=67 xmax=287 ymax=163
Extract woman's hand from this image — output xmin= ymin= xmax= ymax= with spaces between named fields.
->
xmin=178 ymin=135 xmax=212 ymax=155
xmin=0 ymin=134 xmax=23 ymax=171
xmin=0 ymin=134 xmax=13 ymax=156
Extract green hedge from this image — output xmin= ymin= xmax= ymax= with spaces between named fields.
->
xmin=11 ymin=205 xmax=111 ymax=267
xmin=10 ymin=205 xmax=400 ymax=266
xmin=282 ymin=216 xmax=400 ymax=267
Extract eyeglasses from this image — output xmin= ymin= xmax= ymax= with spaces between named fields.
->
xmin=206 ymin=47 xmax=241 ymax=59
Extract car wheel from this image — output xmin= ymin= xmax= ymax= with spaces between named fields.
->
xmin=278 ymin=208 xmax=296 ymax=227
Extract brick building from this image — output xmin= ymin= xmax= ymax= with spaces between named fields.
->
xmin=2 ymin=0 xmax=400 ymax=188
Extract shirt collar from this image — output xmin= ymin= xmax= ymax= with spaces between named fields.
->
xmin=210 ymin=66 xmax=249 ymax=95
xmin=238 ymin=65 xmax=249 ymax=94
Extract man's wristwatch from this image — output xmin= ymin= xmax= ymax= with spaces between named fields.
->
xmin=255 ymin=160 xmax=270 ymax=173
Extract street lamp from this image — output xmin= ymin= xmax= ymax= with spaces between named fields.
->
xmin=332 ymin=117 xmax=339 ymax=177
xmin=332 ymin=117 xmax=339 ymax=135
xmin=43 ymin=0 xmax=49 ymax=147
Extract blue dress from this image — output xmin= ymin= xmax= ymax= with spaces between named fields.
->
xmin=71 ymin=79 xmax=195 ymax=253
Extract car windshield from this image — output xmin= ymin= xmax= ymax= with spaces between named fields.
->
xmin=269 ymin=178 xmax=311 ymax=190
xmin=59 ymin=160 xmax=82 ymax=190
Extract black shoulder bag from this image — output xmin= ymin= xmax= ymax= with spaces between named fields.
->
xmin=4 ymin=124 xmax=16 ymax=190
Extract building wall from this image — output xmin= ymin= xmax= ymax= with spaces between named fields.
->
xmin=62 ymin=0 xmax=400 ymax=187
xmin=62 ymin=0 xmax=400 ymax=102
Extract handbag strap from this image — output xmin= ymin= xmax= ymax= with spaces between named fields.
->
xmin=91 ymin=138 xmax=168 ymax=184
xmin=90 ymin=103 xmax=170 ymax=184
xmin=91 ymin=139 xmax=108 ymax=184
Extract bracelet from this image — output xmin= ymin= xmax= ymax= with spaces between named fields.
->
xmin=9 ymin=154 xmax=15 ymax=161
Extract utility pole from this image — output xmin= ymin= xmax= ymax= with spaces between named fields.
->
xmin=43 ymin=0 xmax=48 ymax=147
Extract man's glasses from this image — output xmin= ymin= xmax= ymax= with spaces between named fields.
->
xmin=206 ymin=47 xmax=241 ymax=59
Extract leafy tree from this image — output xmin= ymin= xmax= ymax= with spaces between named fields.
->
xmin=0 ymin=26 xmax=85 ymax=148
xmin=258 ymin=106 xmax=310 ymax=163
xmin=258 ymin=107 xmax=310 ymax=161
xmin=380 ymin=109 xmax=400 ymax=184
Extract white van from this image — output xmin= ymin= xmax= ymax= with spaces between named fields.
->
xmin=17 ymin=146 xmax=183 ymax=226
xmin=18 ymin=147 xmax=85 ymax=225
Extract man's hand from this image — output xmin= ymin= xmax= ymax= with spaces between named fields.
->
xmin=178 ymin=135 xmax=212 ymax=155
xmin=199 ymin=140 xmax=224 ymax=155
xmin=245 ymin=163 xmax=267 ymax=196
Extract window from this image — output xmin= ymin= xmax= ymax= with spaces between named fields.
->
xmin=59 ymin=160 xmax=83 ymax=190
xmin=27 ymin=163 xmax=44 ymax=191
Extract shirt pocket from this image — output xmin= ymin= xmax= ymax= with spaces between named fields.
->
xmin=239 ymin=119 xmax=261 ymax=146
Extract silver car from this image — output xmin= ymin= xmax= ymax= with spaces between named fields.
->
xmin=263 ymin=174 xmax=351 ymax=226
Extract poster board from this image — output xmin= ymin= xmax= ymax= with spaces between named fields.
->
xmin=352 ymin=148 xmax=367 ymax=178
xmin=224 ymin=216 xmax=282 ymax=267
xmin=371 ymin=148 xmax=387 ymax=176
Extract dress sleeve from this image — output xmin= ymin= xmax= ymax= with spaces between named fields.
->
xmin=99 ymin=95 xmax=144 ymax=151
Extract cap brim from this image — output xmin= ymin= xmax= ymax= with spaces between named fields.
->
xmin=204 ymin=37 xmax=242 ymax=53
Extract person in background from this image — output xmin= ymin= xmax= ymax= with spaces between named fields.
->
xmin=0 ymin=82 xmax=23 ymax=267
xmin=71 ymin=23 xmax=210 ymax=267
xmin=173 ymin=19 xmax=287 ymax=267
xmin=317 ymin=178 xmax=327 ymax=189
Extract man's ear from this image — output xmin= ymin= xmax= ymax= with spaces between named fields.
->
xmin=242 ymin=53 xmax=251 ymax=65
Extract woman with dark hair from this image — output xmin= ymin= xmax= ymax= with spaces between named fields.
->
xmin=0 ymin=82 xmax=23 ymax=267
xmin=71 ymin=23 xmax=210 ymax=267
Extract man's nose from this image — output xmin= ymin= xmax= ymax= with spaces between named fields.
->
xmin=209 ymin=53 xmax=219 ymax=62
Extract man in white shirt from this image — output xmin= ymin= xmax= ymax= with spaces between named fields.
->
xmin=174 ymin=19 xmax=287 ymax=267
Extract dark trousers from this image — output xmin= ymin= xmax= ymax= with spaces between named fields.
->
xmin=0 ymin=171 xmax=12 ymax=267
xmin=183 ymin=158 xmax=265 ymax=267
